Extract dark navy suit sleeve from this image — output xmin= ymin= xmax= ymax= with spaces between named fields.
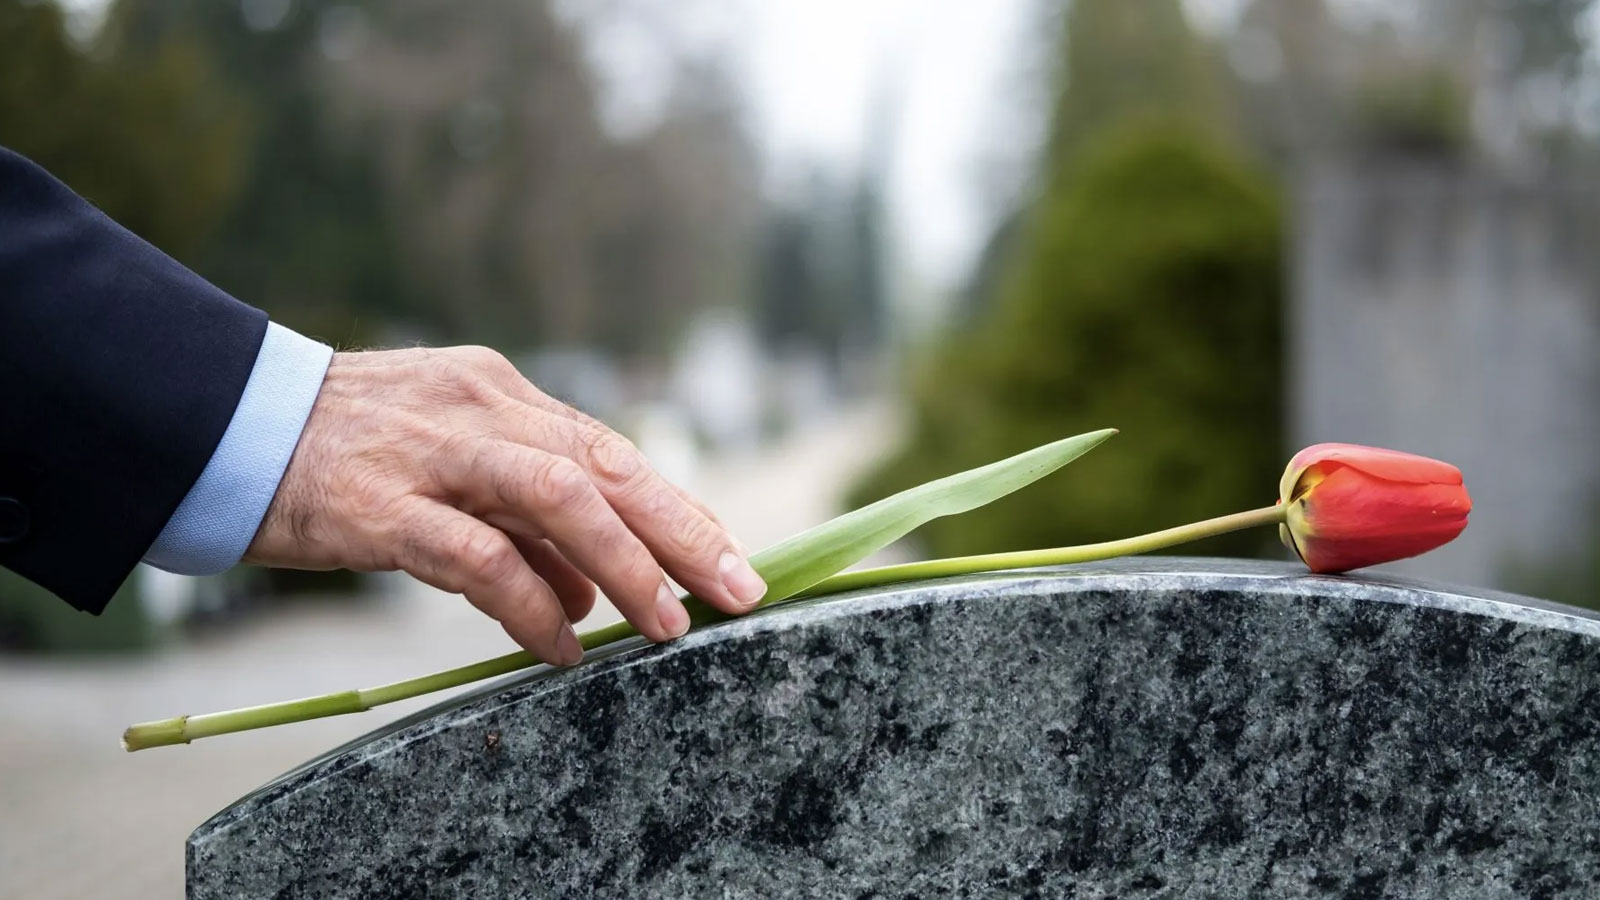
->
xmin=0 ymin=147 xmax=269 ymax=613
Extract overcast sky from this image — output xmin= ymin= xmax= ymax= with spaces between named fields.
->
xmin=736 ymin=0 xmax=1039 ymax=291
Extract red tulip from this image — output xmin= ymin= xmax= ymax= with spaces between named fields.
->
xmin=1278 ymin=443 xmax=1471 ymax=574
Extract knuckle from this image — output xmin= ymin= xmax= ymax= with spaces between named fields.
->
xmin=427 ymin=357 xmax=495 ymax=404
xmin=609 ymin=548 xmax=663 ymax=596
xmin=428 ymin=426 xmax=471 ymax=463
xmin=421 ymin=429 xmax=476 ymax=494
xmin=581 ymin=428 xmax=646 ymax=489
xmin=455 ymin=344 xmax=498 ymax=363
xmin=532 ymin=456 xmax=592 ymax=507
xmin=428 ymin=356 xmax=472 ymax=384
xmin=625 ymin=478 xmax=722 ymax=561
xmin=458 ymin=345 xmax=517 ymax=377
xmin=454 ymin=528 xmax=518 ymax=586
xmin=663 ymin=513 xmax=725 ymax=565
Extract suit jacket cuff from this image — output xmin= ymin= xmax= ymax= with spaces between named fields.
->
xmin=143 ymin=323 xmax=332 ymax=575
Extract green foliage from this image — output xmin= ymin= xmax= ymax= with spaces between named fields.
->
xmin=99 ymin=0 xmax=424 ymax=345
xmin=0 ymin=0 xmax=247 ymax=258
xmin=4 ymin=0 xmax=758 ymax=353
xmin=852 ymin=0 xmax=1282 ymax=559
xmin=0 ymin=568 xmax=153 ymax=654
xmin=1353 ymin=67 xmax=1470 ymax=156
xmin=1048 ymin=0 xmax=1228 ymax=160
xmin=850 ymin=121 xmax=1285 ymax=558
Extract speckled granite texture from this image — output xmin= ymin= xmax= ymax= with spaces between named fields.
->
xmin=188 ymin=559 xmax=1600 ymax=899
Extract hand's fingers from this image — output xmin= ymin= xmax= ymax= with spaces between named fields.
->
xmin=508 ymin=387 xmax=739 ymax=540
xmin=465 ymin=357 xmax=735 ymax=535
xmin=509 ymin=535 xmax=597 ymax=624
xmin=663 ymin=483 xmax=749 ymax=555
xmin=423 ymin=349 xmax=762 ymax=612
xmin=573 ymin=426 xmax=766 ymax=612
xmin=395 ymin=501 xmax=582 ymax=665
xmin=442 ymin=441 xmax=691 ymax=642
xmin=471 ymin=364 xmax=731 ymax=524
xmin=487 ymin=413 xmax=765 ymax=615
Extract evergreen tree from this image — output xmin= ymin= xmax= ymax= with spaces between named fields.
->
xmin=1048 ymin=0 xmax=1227 ymax=158
xmin=0 ymin=0 xmax=246 ymax=259
xmin=851 ymin=0 xmax=1285 ymax=559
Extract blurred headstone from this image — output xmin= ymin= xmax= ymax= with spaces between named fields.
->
xmin=518 ymin=348 xmax=626 ymax=424
xmin=629 ymin=404 xmax=700 ymax=493
xmin=1293 ymin=156 xmax=1600 ymax=597
xmin=669 ymin=311 xmax=764 ymax=452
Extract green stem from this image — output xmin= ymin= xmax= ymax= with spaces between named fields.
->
xmin=121 ymin=505 xmax=1285 ymax=751
xmin=797 ymin=504 xmax=1287 ymax=598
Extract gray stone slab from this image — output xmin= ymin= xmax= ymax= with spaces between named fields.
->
xmin=187 ymin=558 xmax=1600 ymax=899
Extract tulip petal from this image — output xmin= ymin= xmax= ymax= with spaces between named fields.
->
xmin=1299 ymin=468 xmax=1470 ymax=538
xmin=1287 ymin=443 xmax=1462 ymax=489
xmin=1287 ymin=464 xmax=1470 ymax=573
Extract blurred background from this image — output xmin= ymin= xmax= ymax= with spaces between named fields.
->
xmin=3 ymin=0 xmax=1599 ymax=895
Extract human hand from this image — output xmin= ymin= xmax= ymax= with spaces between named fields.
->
xmin=244 ymin=346 xmax=766 ymax=665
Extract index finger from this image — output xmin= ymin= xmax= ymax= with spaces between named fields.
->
xmin=483 ymin=397 xmax=766 ymax=615
xmin=443 ymin=442 xmax=694 ymax=642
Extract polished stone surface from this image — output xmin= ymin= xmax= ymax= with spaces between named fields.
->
xmin=188 ymin=559 xmax=1600 ymax=899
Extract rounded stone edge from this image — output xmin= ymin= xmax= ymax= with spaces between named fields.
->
xmin=188 ymin=557 xmax=1595 ymax=850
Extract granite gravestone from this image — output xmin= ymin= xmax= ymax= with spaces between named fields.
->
xmin=188 ymin=559 xmax=1600 ymax=899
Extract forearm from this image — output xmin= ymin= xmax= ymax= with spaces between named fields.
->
xmin=0 ymin=146 xmax=273 ymax=610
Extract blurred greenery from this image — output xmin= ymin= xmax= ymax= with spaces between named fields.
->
xmin=850 ymin=120 xmax=1284 ymax=558
xmin=0 ymin=0 xmax=246 ymax=257
xmin=3 ymin=0 xmax=759 ymax=353
xmin=1352 ymin=66 xmax=1471 ymax=156
xmin=0 ymin=567 xmax=152 ymax=654
xmin=1046 ymin=0 xmax=1228 ymax=158
xmin=99 ymin=0 xmax=420 ymax=345
xmin=757 ymin=164 xmax=890 ymax=378
xmin=851 ymin=0 xmax=1284 ymax=559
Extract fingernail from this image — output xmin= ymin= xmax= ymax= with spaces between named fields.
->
xmin=719 ymin=551 xmax=767 ymax=608
xmin=556 ymin=624 xmax=584 ymax=667
xmin=657 ymin=584 xmax=691 ymax=638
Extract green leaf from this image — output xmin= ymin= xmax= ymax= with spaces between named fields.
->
xmin=686 ymin=427 xmax=1117 ymax=621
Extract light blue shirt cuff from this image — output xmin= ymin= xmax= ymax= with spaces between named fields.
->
xmin=143 ymin=323 xmax=333 ymax=576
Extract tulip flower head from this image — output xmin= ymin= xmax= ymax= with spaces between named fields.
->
xmin=1278 ymin=443 xmax=1471 ymax=574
